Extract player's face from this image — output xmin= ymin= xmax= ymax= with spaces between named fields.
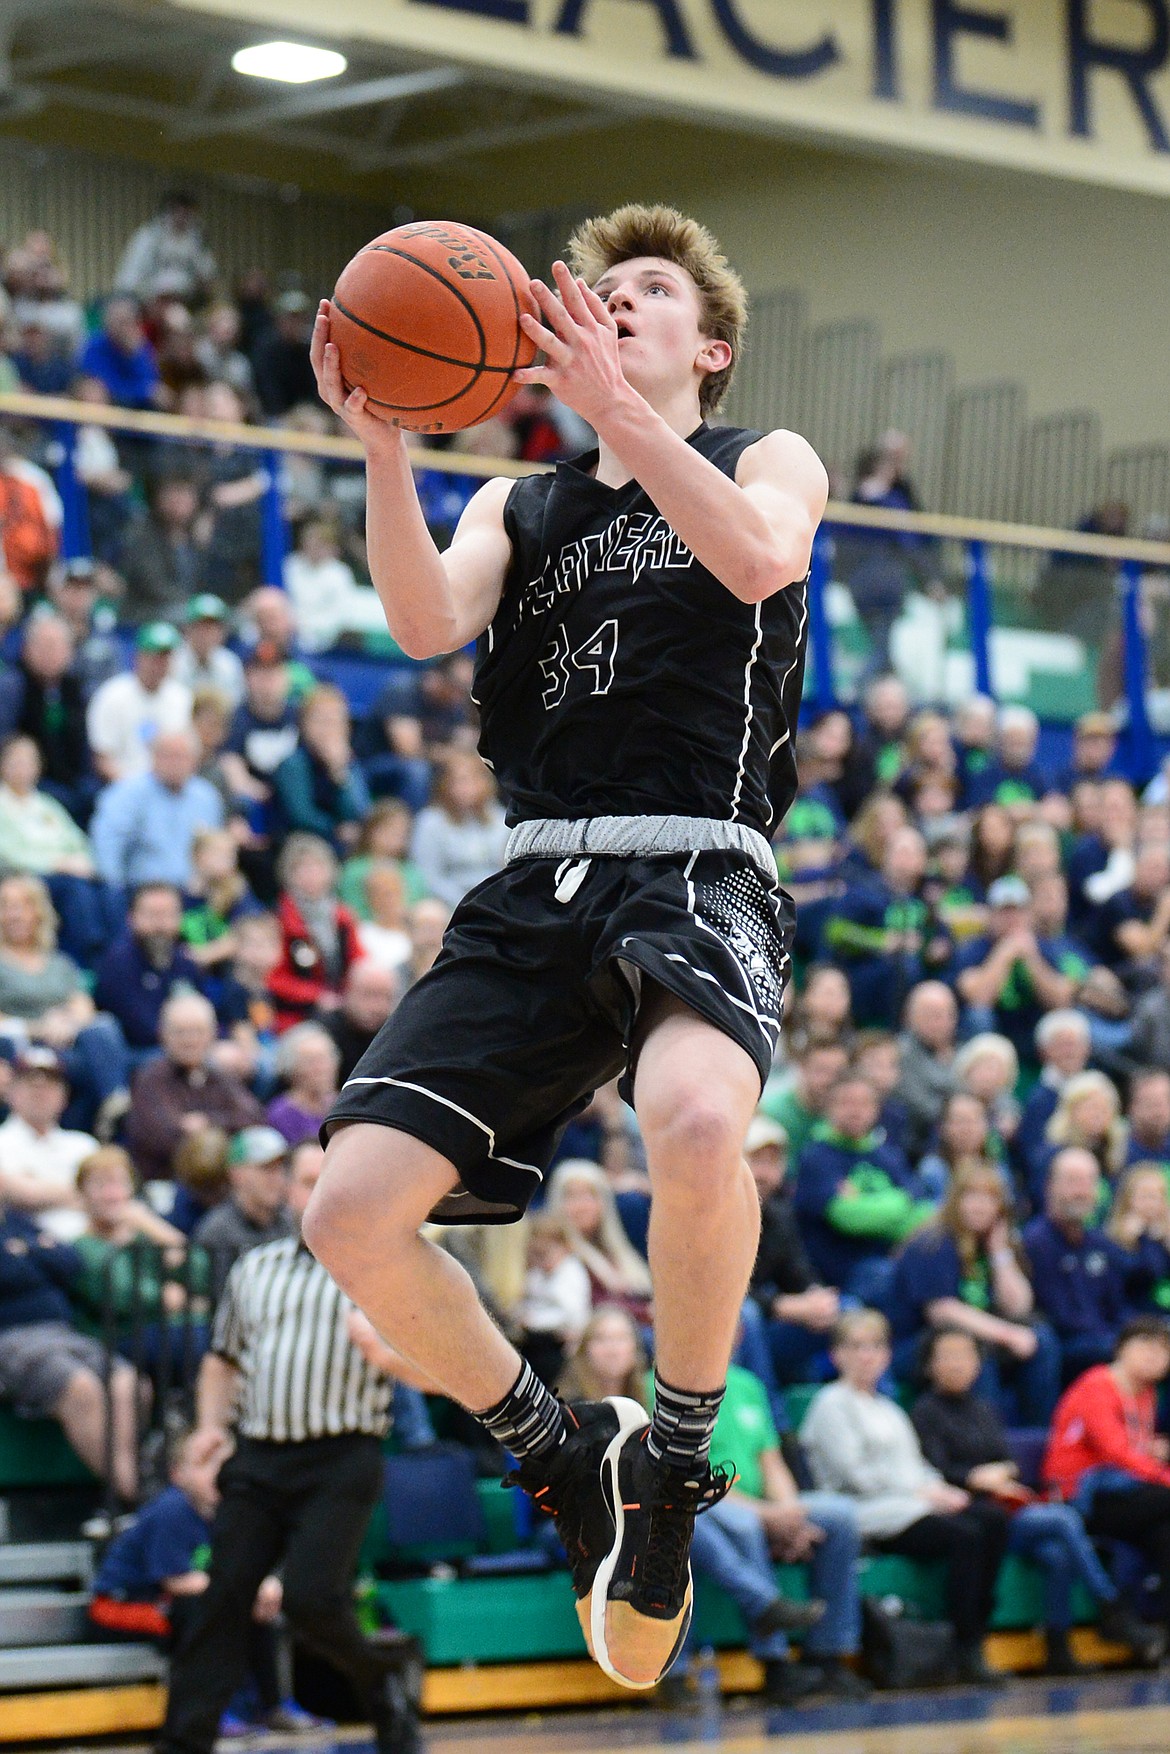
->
xmin=590 ymin=257 xmax=721 ymax=408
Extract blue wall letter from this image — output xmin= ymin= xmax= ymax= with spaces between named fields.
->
xmin=872 ymin=0 xmax=900 ymax=99
xmin=708 ymin=1 xmax=839 ymax=78
xmin=1068 ymin=0 xmax=1170 ymax=151
xmin=932 ymin=0 xmax=1040 ymax=126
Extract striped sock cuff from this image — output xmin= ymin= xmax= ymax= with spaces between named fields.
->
xmin=646 ymin=1372 xmax=725 ymax=1473
xmin=478 ymin=1359 xmax=565 ymax=1462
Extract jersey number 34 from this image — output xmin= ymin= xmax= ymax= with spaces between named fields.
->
xmin=538 ymin=619 xmax=619 ymax=711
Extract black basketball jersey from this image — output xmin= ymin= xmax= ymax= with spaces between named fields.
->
xmin=472 ymin=422 xmax=809 ymax=839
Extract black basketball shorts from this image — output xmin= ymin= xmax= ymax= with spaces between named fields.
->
xmin=322 ymin=850 xmax=795 ymax=1223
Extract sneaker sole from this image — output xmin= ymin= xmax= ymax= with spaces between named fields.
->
xmin=590 ymin=1410 xmax=692 ymax=1690
xmin=575 ymin=1396 xmax=649 ymax=1665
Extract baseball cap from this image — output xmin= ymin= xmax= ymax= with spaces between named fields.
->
xmin=185 ymin=593 xmax=229 ymax=624
xmin=13 ymin=1044 xmax=68 ymax=1080
xmin=745 ymin=1114 xmax=788 ymax=1155
xmin=987 ymin=875 xmax=1031 ymax=909
xmin=227 ymin=1126 xmax=290 ymax=1168
xmin=136 ymin=621 xmax=181 ymax=654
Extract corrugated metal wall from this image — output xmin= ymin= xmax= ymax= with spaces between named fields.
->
xmin=0 ymin=137 xmax=386 ymax=297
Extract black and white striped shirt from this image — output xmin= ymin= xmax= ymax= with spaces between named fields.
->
xmin=211 ymin=1238 xmax=393 ymax=1443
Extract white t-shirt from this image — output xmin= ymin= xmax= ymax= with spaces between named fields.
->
xmin=0 ymin=1114 xmax=96 ymax=1241
xmin=86 ymin=673 xmax=193 ymax=777
xmin=518 ymin=1255 xmax=592 ymax=1337
xmin=358 ymin=921 xmax=411 ymax=975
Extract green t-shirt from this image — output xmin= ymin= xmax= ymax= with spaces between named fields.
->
xmin=707 ymin=1364 xmax=778 ymax=1502
xmin=760 ymin=1084 xmax=816 ymax=1158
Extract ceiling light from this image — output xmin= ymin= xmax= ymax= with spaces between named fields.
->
xmin=232 ymin=42 xmax=348 ymax=84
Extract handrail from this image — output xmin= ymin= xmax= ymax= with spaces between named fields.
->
xmin=3 ymin=389 xmax=1170 ymax=566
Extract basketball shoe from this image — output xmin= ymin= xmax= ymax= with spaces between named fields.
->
xmin=506 ymin=1397 xmax=648 ymax=1657
xmin=591 ymin=1424 xmax=734 ymax=1689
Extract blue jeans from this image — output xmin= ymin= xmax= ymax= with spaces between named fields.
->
xmin=61 ymin=1016 xmax=131 ymax=1133
xmin=1009 ymin=1500 xmax=1117 ymax=1630
xmin=688 ymin=1491 xmax=861 ymax=1661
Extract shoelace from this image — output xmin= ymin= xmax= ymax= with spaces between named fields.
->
xmin=504 ymin=1445 xmax=593 ymax=1562
xmin=639 ymin=1463 xmax=735 ymax=1609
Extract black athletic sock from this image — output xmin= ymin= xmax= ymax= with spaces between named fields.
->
xmin=646 ymin=1371 xmax=725 ymax=1473
xmin=477 ymin=1359 xmax=566 ymax=1462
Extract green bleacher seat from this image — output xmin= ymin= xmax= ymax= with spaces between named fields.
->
xmin=0 ymin=1405 xmax=93 ymax=1490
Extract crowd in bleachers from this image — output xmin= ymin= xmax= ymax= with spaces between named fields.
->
xmin=3 ymin=191 xmax=1170 ymax=1703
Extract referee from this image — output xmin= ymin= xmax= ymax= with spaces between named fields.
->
xmin=155 ymin=1141 xmax=423 ymax=1754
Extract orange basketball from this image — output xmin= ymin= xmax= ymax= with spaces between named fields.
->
xmin=330 ymin=220 xmax=538 ymax=434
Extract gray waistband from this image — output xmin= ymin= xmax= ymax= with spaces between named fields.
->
xmin=504 ymin=815 xmax=777 ymax=882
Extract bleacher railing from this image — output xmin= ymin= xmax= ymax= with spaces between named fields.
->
xmin=5 ymin=390 xmax=1170 ymax=780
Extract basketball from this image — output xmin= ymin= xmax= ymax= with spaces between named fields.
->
xmin=329 ymin=219 xmax=539 ymax=434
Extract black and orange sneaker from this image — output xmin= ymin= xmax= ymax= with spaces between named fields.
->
xmin=592 ymin=1425 xmax=733 ymax=1689
xmin=505 ymin=1396 xmax=647 ymax=1657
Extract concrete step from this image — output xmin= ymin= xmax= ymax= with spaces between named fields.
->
xmin=0 ymin=1591 xmax=89 ymax=1648
xmin=0 ymin=1641 xmax=166 ymax=1690
xmin=0 ymin=1544 xmax=93 ymax=1588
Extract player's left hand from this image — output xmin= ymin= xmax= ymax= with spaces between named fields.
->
xmin=514 ymin=260 xmax=629 ymax=427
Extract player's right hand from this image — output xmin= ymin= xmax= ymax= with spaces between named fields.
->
xmin=311 ymin=301 xmax=404 ymax=453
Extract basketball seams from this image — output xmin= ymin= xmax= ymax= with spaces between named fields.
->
xmin=362 ymin=246 xmax=488 ymax=373
xmin=332 ymin=297 xmax=513 ymax=377
xmin=460 ymin=226 xmax=533 ymax=428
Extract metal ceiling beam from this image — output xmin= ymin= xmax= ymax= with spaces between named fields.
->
xmin=170 ymin=65 xmax=464 ymax=141
xmin=373 ymin=105 xmax=617 ymax=170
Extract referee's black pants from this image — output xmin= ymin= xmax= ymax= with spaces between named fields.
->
xmin=157 ymin=1433 xmax=387 ymax=1754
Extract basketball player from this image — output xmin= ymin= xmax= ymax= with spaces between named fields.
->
xmin=304 ymin=205 xmax=827 ymax=1689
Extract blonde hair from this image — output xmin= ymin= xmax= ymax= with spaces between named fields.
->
xmin=545 ymin=1159 xmax=652 ymax=1298
xmin=1108 ymin=1161 xmax=1170 ymax=1243
xmin=557 ymin=1304 xmax=649 ymax=1406
xmin=833 ymin=1307 xmax=890 ymax=1348
xmin=566 ymin=204 xmax=746 ymax=417
xmin=1046 ymin=1070 xmax=1126 ymax=1176
xmin=77 ymin=1145 xmax=135 ymax=1193
xmin=0 ymin=872 xmax=57 ymax=953
xmin=931 ymin=1160 xmax=1017 ymax=1276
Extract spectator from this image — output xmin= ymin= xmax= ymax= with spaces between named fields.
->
xmin=409 ymin=751 xmax=507 ymax=911
xmin=1013 ymin=1010 xmax=1092 ymax=1190
xmin=952 ymin=874 xmax=1078 ymax=1060
xmin=853 ymin=1030 xmax=910 ymax=1152
xmin=824 ymin=826 xmax=945 ymax=1027
xmin=190 ymin=1124 xmax=294 ymax=1299
xmin=784 ymin=964 xmax=853 ymax=1057
xmin=1057 ymin=710 xmax=1121 ymax=793
xmin=0 ymin=438 xmax=57 ymax=595
xmin=211 ymin=910 xmax=281 ymax=1064
xmin=356 ymin=863 xmax=412 ymax=976
xmin=79 ymin=295 xmax=160 ymax=411
xmin=975 ymin=706 xmax=1049 ymax=811
xmin=1096 ymin=840 xmax=1170 ymax=979
xmin=889 ymin=1162 xmax=1060 ymax=1421
xmin=898 ymin=981 xmax=961 ymax=1157
xmin=516 ymin=1214 xmax=593 ymax=1387
xmin=13 ymin=317 xmax=73 ymax=395
xmin=240 ymin=588 xmax=314 ymax=695
xmin=1124 ymin=1070 xmax=1170 ymax=1166
xmin=746 ymin=1114 xmax=840 ymax=1387
xmin=91 ymin=730 xmax=224 ymax=892
xmin=403 ymin=896 xmax=448 ymax=988
xmin=270 ymin=686 xmax=370 ymax=855
xmin=853 ymin=674 xmax=911 ymax=794
xmin=0 ymin=1197 xmax=139 ymax=1509
xmin=1107 ymin=1164 xmax=1170 ymax=1314
xmin=93 ymin=881 xmax=208 ymax=1053
xmin=338 ymin=799 xmax=429 ymax=920
xmin=843 ymin=434 xmax=923 ymax=679
xmin=266 ymin=1023 xmax=340 ymax=1148
xmin=269 ymin=834 xmax=363 ymax=1032
xmin=0 ymin=736 xmax=120 ymax=965
xmin=118 ymin=475 xmax=207 ymax=624
xmin=1067 ymin=778 xmax=1139 ymax=928
xmin=320 ymin=958 xmax=399 ymax=1085
xmin=0 ymin=1046 xmax=95 ymax=1240
xmin=69 ymin=1146 xmax=198 ymax=1359
xmin=952 ymin=1032 xmax=1020 ymax=1146
xmin=359 ymin=653 xmax=476 ymax=812
xmin=1031 ymin=1071 xmax=1127 ymax=1210
xmin=0 ymin=613 xmax=92 ymax=816
xmin=1023 ymin=1148 xmax=1131 ymax=1380
xmin=282 ymin=519 xmax=386 ymax=653
xmin=792 ymin=1073 xmax=930 ymax=1300
xmin=686 ymin=1350 xmax=868 ymax=1704
xmin=912 ymin=1325 xmax=1160 ymax=1673
xmin=86 ymin=624 xmax=192 ymax=783
xmin=6 ymin=233 xmax=84 ymax=357
xmin=46 ymin=557 xmax=122 ymax=698
xmin=252 ymin=290 xmax=316 ymax=418
xmin=171 ymin=596 xmax=244 ymax=707
xmin=69 ymin=375 xmax=135 ymax=563
xmin=115 ymin=191 xmax=217 ymax=307
xmin=221 ymin=642 xmax=299 ymax=809
xmin=802 ymin=1308 xmax=1010 ymax=1685
xmin=125 ymin=992 xmax=264 ymax=1185
xmin=195 ymin=302 xmax=255 ymax=400
xmin=1131 ymin=940 xmax=1170 ymax=1067
xmin=916 ymin=1092 xmax=1005 ymax=1205
xmin=0 ymin=873 xmax=129 ymax=1133
xmin=179 ymin=828 xmax=260 ymax=974
xmin=760 ymin=1040 xmax=850 ymax=1160
xmin=557 ymin=1303 xmax=650 ymax=1406
xmin=199 ymin=383 xmax=267 ymax=606
xmin=1043 ymin=1317 xmax=1170 ymax=1641
xmin=545 ymin=1159 xmax=652 ymax=1323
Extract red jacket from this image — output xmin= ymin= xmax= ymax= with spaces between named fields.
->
xmin=1042 ymin=1363 xmax=1170 ymax=1500
xmin=268 ymin=891 xmax=362 ymax=1032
